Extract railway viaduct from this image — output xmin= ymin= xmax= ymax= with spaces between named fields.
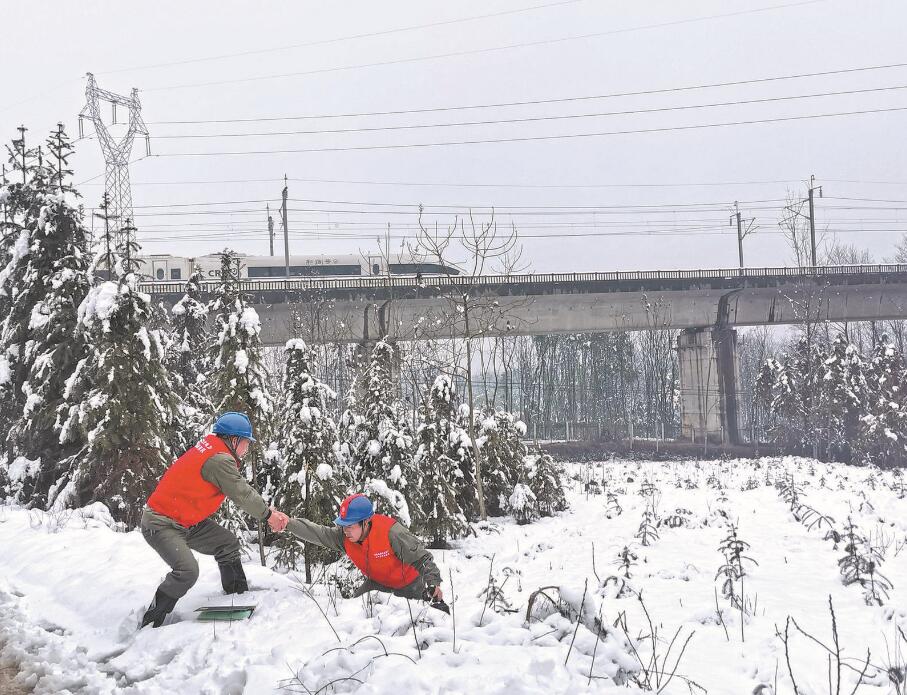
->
xmin=145 ymin=264 xmax=907 ymax=445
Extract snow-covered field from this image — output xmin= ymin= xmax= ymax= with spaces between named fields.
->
xmin=1 ymin=457 xmax=906 ymax=694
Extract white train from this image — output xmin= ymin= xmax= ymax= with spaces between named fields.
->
xmin=134 ymin=253 xmax=458 ymax=282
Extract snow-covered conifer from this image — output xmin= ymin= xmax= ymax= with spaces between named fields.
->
xmin=822 ymin=335 xmax=867 ymax=460
xmin=273 ymin=339 xmax=349 ymax=572
xmin=168 ymin=268 xmax=212 ymax=446
xmin=5 ymin=127 xmax=92 ymax=505
xmin=505 ymin=482 xmax=538 ymax=525
xmin=412 ymin=374 xmax=470 ymax=547
xmin=53 ymin=238 xmax=180 ymax=524
xmin=525 ymin=449 xmax=568 ymax=517
xmin=208 ymin=251 xmax=276 ymax=546
xmin=857 ymin=337 xmax=907 ymax=467
xmin=476 ymin=409 xmax=528 ymax=515
xmin=347 ymin=339 xmax=415 ymax=524
xmin=0 ymin=132 xmax=50 ymax=444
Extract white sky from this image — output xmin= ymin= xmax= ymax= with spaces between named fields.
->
xmin=2 ymin=0 xmax=907 ymax=272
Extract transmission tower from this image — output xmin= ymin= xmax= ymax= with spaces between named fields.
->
xmin=78 ymin=72 xmax=150 ymax=251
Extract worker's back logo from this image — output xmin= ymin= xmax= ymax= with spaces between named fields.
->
xmin=195 ymin=439 xmax=213 ymax=454
xmin=373 ymin=550 xmax=391 ymax=559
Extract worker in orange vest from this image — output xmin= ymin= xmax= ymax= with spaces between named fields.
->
xmin=277 ymin=494 xmax=446 ymax=610
xmin=140 ymin=412 xmax=289 ymax=628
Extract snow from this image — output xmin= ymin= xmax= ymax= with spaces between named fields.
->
xmin=78 ymin=282 xmax=119 ymax=330
xmin=1 ymin=457 xmax=906 ymax=694
xmin=507 ymin=482 xmax=536 ymax=511
xmin=285 ymin=338 xmax=307 ymax=351
xmin=7 ymin=456 xmax=40 ymax=482
xmin=0 ymin=356 xmax=9 ymax=386
xmin=135 ymin=327 xmax=152 ymax=361
xmin=315 ymin=463 xmax=333 ymax=480
xmin=238 ymin=307 xmax=261 ymax=336
xmin=233 ymin=349 xmax=249 ymax=374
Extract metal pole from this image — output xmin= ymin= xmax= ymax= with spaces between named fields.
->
xmin=734 ymin=203 xmax=744 ymax=268
xmin=267 ymin=203 xmax=274 ymax=257
xmin=281 ymin=175 xmax=290 ymax=279
xmin=807 ymin=175 xmax=821 ymax=266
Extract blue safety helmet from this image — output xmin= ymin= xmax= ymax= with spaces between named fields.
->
xmin=334 ymin=494 xmax=374 ymax=526
xmin=213 ymin=412 xmax=256 ymax=442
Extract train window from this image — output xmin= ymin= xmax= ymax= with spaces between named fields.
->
xmin=156 ymin=268 xmax=165 ymax=280
xmin=170 ymin=268 xmax=182 ymax=280
xmin=372 ymin=263 xmax=380 ymax=275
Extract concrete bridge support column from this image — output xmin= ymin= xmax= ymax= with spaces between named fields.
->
xmin=677 ymin=327 xmax=740 ymax=445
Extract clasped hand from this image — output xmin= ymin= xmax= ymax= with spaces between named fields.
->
xmin=268 ymin=507 xmax=289 ymax=532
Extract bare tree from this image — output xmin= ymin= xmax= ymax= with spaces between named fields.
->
xmin=409 ymin=208 xmax=527 ymax=520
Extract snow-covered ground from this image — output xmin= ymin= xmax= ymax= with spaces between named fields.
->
xmin=1 ymin=457 xmax=906 ymax=694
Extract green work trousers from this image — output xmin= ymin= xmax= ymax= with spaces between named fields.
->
xmin=353 ymin=575 xmax=426 ymax=601
xmin=141 ymin=509 xmax=242 ymax=599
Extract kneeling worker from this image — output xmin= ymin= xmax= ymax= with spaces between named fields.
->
xmin=140 ymin=412 xmax=285 ymax=628
xmin=276 ymin=493 xmax=446 ymax=609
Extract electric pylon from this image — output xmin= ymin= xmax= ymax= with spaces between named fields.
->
xmin=78 ymin=72 xmax=150 ymax=252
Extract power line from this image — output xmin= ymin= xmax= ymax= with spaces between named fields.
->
xmin=143 ymin=0 xmax=826 ymax=92
xmin=150 ymin=66 xmax=907 ymax=125
xmin=76 ymin=175 xmax=805 ymax=189
xmin=150 ymin=105 xmax=907 ymax=156
xmin=146 ymin=85 xmax=907 ymax=140
xmin=132 ymin=226 xmax=907 ymax=243
xmin=100 ymin=0 xmax=586 ymax=75
xmin=129 ymin=195 xmax=786 ymax=210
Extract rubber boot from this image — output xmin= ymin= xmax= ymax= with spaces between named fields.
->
xmin=219 ymin=560 xmax=248 ymax=594
xmin=140 ymin=588 xmax=178 ymax=628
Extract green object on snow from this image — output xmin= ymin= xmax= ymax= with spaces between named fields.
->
xmin=195 ymin=605 xmax=256 ymax=622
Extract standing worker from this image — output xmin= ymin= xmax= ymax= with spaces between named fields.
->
xmin=275 ymin=493 xmax=447 ymax=611
xmin=140 ymin=412 xmax=290 ymax=628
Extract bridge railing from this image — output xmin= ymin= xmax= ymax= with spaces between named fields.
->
xmin=140 ymin=263 xmax=907 ymax=295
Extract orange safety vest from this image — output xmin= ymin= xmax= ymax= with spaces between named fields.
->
xmin=344 ymin=514 xmax=420 ymax=589
xmin=147 ymin=434 xmax=234 ymax=527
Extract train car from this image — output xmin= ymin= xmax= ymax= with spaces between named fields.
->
xmin=134 ymin=253 xmax=459 ymax=282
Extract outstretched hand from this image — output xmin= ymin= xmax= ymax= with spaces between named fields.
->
xmin=268 ymin=507 xmax=289 ymax=533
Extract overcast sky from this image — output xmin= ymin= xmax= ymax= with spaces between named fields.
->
xmin=2 ymin=0 xmax=906 ymax=272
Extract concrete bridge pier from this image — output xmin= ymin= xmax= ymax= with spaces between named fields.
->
xmin=677 ymin=327 xmax=740 ymax=445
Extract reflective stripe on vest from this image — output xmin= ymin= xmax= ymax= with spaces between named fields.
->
xmin=343 ymin=514 xmax=420 ymax=589
xmin=147 ymin=434 xmax=233 ymax=527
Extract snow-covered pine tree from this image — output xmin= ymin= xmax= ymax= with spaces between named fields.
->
xmin=757 ymin=338 xmax=826 ymax=454
xmin=525 ymin=448 xmax=568 ymax=517
xmin=857 ymin=337 xmax=907 ymax=467
xmin=208 ymin=250 xmax=276 ymax=547
xmin=273 ymin=339 xmax=349 ymax=574
xmin=53 ymin=235 xmax=180 ymax=525
xmin=348 ymin=339 xmax=416 ymax=524
xmin=168 ymin=267 xmax=212 ymax=448
xmin=0 ymin=131 xmax=49 ymax=451
xmin=476 ymin=409 xmax=528 ymax=516
xmin=821 ymin=335 xmax=867 ymax=461
xmin=5 ymin=126 xmax=93 ymax=506
xmin=412 ymin=374 xmax=469 ymax=547
xmin=505 ymin=482 xmax=538 ymax=525
xmin=454 ymin=401 xmax=480 ymax=519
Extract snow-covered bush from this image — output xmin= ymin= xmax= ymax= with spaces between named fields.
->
xmin=524 ymin=449 xmax=568 ymax=517
xmin=505 ymin=483 xmax=538 ymax=525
